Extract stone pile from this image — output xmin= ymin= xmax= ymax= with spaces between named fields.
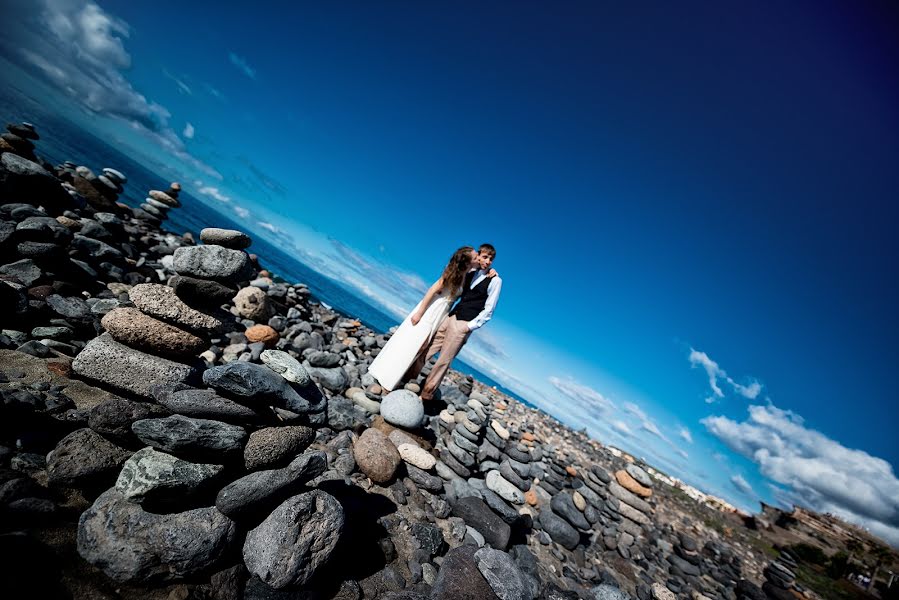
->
xmin=3 ymin=118 xmax=794 ymax=600
xmin=761 ymin=550 xmax=800 ymax=600
xmin=71 ymin=226 xmax=258 ymax=398
xmin=136 ymin=184 xmax=182 ymax=225
xmin=1 ymin=122 xmax=41 ymax=164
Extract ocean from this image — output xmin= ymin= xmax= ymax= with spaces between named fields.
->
xmin=0 ymin=82 xmax=529 ymax=403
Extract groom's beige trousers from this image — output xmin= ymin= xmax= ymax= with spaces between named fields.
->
xmin=405 ymin=314 xmax=471 ymax=400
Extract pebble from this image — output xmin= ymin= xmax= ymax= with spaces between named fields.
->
xmin=397 ymin=443 xmax=437 ymax=470
xmin=243 ymin=425 xmax=314 ymax=471
xmin=260 ymin=349 xmax=312 ymax=385
xmin=486 ymin=470 xmax=525 ymax=504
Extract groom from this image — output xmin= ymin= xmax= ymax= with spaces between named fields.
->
xmin=409 ymin=243 xmax=503 ymax=401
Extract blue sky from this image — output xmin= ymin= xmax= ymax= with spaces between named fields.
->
xmin=2 ymin=0 xmax=898 ymax=543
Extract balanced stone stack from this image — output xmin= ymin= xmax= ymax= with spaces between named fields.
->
xmin=436 ymin=390 xmax=491 ymax=482
xmin=761 ymin=551 xmax=799 ymax=600
xmin=1 ymin=122 xmax=40 ymax=163
xmin=609 ymin=463 xmax=655 ymax=559
xmin=137 ymin=185 xmax=181 ymax=225
xmin=52 ymin=158 xmax=129 ymax=213
xmin=664 ymin=532 xmax=704 ymax=594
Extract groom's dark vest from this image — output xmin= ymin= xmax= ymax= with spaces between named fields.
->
xmin=450 ymin=271 xmax=491 ymax=322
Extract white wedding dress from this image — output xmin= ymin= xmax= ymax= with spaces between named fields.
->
xmin=367 ymin=288 xmax=456 ymax=391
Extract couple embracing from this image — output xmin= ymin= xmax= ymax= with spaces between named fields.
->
xmin=368 ymin=244 xmax=502 ymax=401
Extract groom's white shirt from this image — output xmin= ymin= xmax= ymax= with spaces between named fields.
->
xmin=467 ymin=269 xmax=502 ymax=332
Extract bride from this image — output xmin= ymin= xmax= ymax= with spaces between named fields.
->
xmin=368 ymin=246 xmax=480 ymax=392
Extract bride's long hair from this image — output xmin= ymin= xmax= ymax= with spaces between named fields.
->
xmin=440 ymin=246 xmax=475 ymax=297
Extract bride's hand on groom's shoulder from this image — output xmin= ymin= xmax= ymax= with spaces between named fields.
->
xmin=488 ymin=268 xmax=499 ymax=278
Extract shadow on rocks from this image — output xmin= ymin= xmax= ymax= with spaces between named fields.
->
xmin=0 ymin=531 xmax=71 ymax=599
xmin=310 ymin=479 xmax=399 ymax=594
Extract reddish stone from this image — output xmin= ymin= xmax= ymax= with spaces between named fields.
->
xmin=245 ymin=324 xmax=279 ymax=347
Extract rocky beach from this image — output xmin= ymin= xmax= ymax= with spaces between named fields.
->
xmin=0 ymin=121 xmax=851 ymax=599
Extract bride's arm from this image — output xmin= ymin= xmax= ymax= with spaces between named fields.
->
xmin=411 ymin=278 xmax=444 ymax=325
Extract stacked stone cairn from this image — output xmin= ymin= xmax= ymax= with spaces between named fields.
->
xmin=60 ymin=227 xmax=347 ymax=589
xmin=136 ymin=184 xmax=181 ymax=225
xmin=761 ymin=549 xmax=800 ymax=600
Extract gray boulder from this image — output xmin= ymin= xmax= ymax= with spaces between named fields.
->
xmin=431 ymin=544 xmax=500 ymax=600
xmin=451 ymin=497 xmax=511 ymax=550
xmin=77 ymin=489 xmax=236 ymax=583
xmin=47 ymin=428 xmax=132 ymax=488
xmin=380 ymin=389 xmax=424 ymax=429
xmin=474 ymin=547 xmax=534 ymax=600
xmin=538 ymin=510 xmax=579 ymax=550
xmin=131 ymin=415 xmax=247 ymax=459
xmin=115 ymin=447 xmax=224 ymax=508
xmin=73 ymin=333 xmax=197 ymax=399
xmin=242 ymin=490 xmax=344 ymax=588
xmin=151 ymin=384 xmax=262 ymax=422
xmin=173 ymin=245 xmax=254 ymax=282
xmin=203 ymin=362 xmax=317 ymax=414
xmin=216 ymin=451 xmax=327 ymax=519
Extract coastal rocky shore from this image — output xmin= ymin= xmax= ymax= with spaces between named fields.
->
xmin=1 ymin=122 xmax=793 ymax=599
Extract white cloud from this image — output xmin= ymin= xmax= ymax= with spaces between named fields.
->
xmin=183 ymin=122 xmax=194 ymax=139
xmin=229 ymin=52 xmax=256 ymax=79
xmin=731 ymin=474 xmax=754 ymax=496
xmin=612 ymin=420 xmax=633 ymax=436
xmin=679 ymin=426 xmax=694 ymax=444
xmin=0 ymin=0 xmax=220 ymax=180
xmin=689 ymin=347 xmax=762 ymax=401
xmin=163 ymin=68 xmax=192 ymax=95
xmin=233 ymin=206 xmax=249 ymax=219
xmin=198 ymin=186 xmax=231 ymax=203
xmin=703 ymin=403 xmax=899 ymax=546
xmin=549 ymin=376 xmax=616 ymax=415
xmin=258 ymin=222 xmax=281 ymax=234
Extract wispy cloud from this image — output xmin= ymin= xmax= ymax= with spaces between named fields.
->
xmin=689 ymin=348 xmax=762 ymax=402
xmin=183 ymin=122 xmax=195 ymax=139
xmin=233 ymin=206 xmax=250 ymax=219
xmin=549 ymin=376 xmax=616 ymax=415
xmin=703 ymin=403 xmax=899 ymax=546
xmin=731 ymin=474 xmax=754 ymax=496
xmin=679 ymin=426 xmax=694 ymax=444
xmin=198 ymin=186 xmax=231 ymax=203
xmin=613 ymin=420 xmax=633 ymax=436
xmin=228 ymin=51 xmax=256 ymax=79
xmin=163 ymin=68 xmax=192 ymax=95
xmin=204 ymin=83 xmax=226 ymax=102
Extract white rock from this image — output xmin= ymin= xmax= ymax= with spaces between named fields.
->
xmin=260 ymin=350 xmax=311 ymax=385
xmin=397 ymin=443 xmax=436 ymax=470
xmin=490 ymin=419 xmax=510 ymax=440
